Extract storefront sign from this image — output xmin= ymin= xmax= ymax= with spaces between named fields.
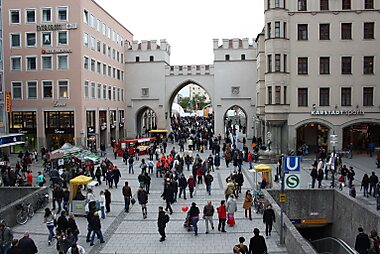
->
xmin=311 ymin=109 xmax=364 ymax=116
xmin=42 ymin=48 xmax=72 ymax=54
xmin=37 ymin=24 xmax=63 ymax=31
xmin=5 ymin=92 xmax=12 ymax=113
xmin=54 ymin=129 xmax=65 ymax=134
xmin=65 ymin=23 xmax=78 ymax=30
xmin=53 ymin=100 xmax=67 ymax=107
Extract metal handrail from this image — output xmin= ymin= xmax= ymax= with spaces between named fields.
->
xmin=311 ymin=236 xmax=359 ymax=254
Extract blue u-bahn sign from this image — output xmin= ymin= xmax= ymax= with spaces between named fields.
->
xmin=283 ymin=156 xmax=302 ymax=173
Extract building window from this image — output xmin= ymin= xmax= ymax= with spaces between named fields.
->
xmin=341 ymin=23 xmax=352 ymax=40
xmin=91 ymin=59 xmax=95 ymax=72
xmin=108 ymin=87 xmax=112 ymax=100
xmin=107 ymin=46 xmax=111 ymax=57
xmin=113 ymin=87 xmax=116 ymax=101
xmin=121 ymin=89 xmax=124 ymax=101
xmin=103 ymin=85 xmax=107 ymax=100
xmin=97 ymin=61 xmax=101 ymax=74
xmin=41 ymin=8 xmax=52 ymax=22
xmin=58 ymin=80 xmax=69 ymax=99
xmin=103 ymin=64 xmax=106 ymax=75
xmin=268 ymin=86 xmax=272 ymax=105
xmin=319 ymin=24 xmax=330 ymax=40
xmin=83 ymin=33 xmax=88 ymax=47
xmin=57 ymin=55 xmax=68 ymax=70
xmin=283 ymin=54 xmax=287 ymax=72
xmin=108 ymin=66 xmax=111 ymax=76
xmin=91 ymin=37 xmax=96 ymax=50
xmin=298 ymin=24 xmax=308 ymax=40
xmin=42 ymin=55 xmax=52 ymax=70
xmin=320 ymin=0 xmax=329 ymax=10
xmin=83 ymin=10 xmax=88 ymax=24
xmin=84 ymin=81 xmax=89 ymax=98
xmin=26 ymin=56 xmax=37 ymax=71
xmin=97 ymin=19 xmax=101 ymax=32
xmin=298 ymin=0 xmax=307 ymax=11
xmin=342 ymin=0 xmax=351 ymax=10
xmin=102 ymin=43 xmax=106 ymax=55
xmin=57 ymin=31 xmax=68 ymax=45
xmin=341 ymin=88 xmax=351 ymax=106
xmin=267 ymin=0 xmax=271 ymax=9
xmin=25 ymin=9 xmax=36 ymax=23
xmin=91 ymin=82 xmax=95 ymax=99
xmin=102 ymin=23 xmax=106 ymax=36
xmin=341 ymin=56 xmax=352 ymax=74
xmin=298 ymin=57 xmax=308 ymax=75
xmin=275 ymin=22 xmax=280 ymax=38
xmin=320 ymin=57 xmax=330 ymax=74
xmin=363 ymin=87 xmax=374 ymax=106
xmin=241 ymin=54 xmax=246 ymax=60
xmin=26 ymin=32 xmax=36 ymax=47
xmin=112 ymin=49 xmax=116 ymax=59
xmin=267 ymin=23 xmax=271 ymax=38
xmin=12 ymin=81 xmax=22 ymax=99
xmin=364 ymin=22 xmax=375 ymax=39
xmin=150 ymin=56 xmax=154 ymax=62
xmin=97 ymin=40 xmax=101 ymax=52
xmin=275 ymin=54 xmax=281 ymax=72
xmin=267 ymin=55 xmax=272 ymax=73
xmin=275 ymin=0 xmax=280 ymax=8
xmin=97 ymin=84 xmax=102 ymax=99
xmin=275 ymin=86 xmax=281 ymax=104
xmin=42 ymin=32 xmax=52 ymax=46
xmin=42 ymin=81 xmax=53 ymax=98
xmin=319 ymin=88 xmax=330 ymax=106
xmin=83 ymin=56 xmax=89 ymax=70
xmin=363 ymin=56 xmax=374 ymax=74
xmin=11 ymin=56 xmax=22 ymax=71
xmin=10 ymin=33 xmax=21 ymax=48
xmin=283 ymin=86 xmax=287 ymax=104
xmin=10 ymin=10 xmax=20 ymax=24
xmin=365 ymin=0 xmax=374 ymax=9
xmin=57 ymin=7 xmax=68 ymax=22
xmin=298 ymin=88 xmax=308 ymax=107
xmin=90 ymin=15 xmax=95 ymax=28
xmin=27 ymin=81 xmax=37 ymax=99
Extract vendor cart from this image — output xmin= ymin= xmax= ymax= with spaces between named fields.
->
xmin=253 ymin=164 xmax=273 ymax=189
xmin=69 ymin=175 xmax=93 ymax=216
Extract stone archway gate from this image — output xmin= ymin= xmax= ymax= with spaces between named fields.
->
xmin=125 ymin=39 xmax=257 ymax=139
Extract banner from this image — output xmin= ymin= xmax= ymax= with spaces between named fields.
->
xmin=5 ymin=92 xmax=12 ymax=113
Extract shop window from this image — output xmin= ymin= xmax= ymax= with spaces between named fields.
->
xmin=298 ymin=88 xmax=308 ymax=107
xmin=341 ymin=88 xmax=352 ymax=106
xmin=42 ymin=32 xmax=52 ymax=46
xmin=42 ymin=81 xmax=53 ymax=98
xmin=25 ymin=9 xmax=36 ymax=23
xmin=10 ymin=33 xmax=21 ymax=48
xmin=26 ymin=32 xmax=36 ymax=47
xmin=363 ymin=56 xmax=374 ymax=74
xmin=320 ymin=0 xmax=329 ymax=10
xmin=363 ymin=87 xmax=374 ymax=106
xmin=58 ymin=80 xmax=69 ymax=99
xmin=341 ymin=23 xmax=352 ymax=40
xmin=319 ymin=88 xmax=330 ymax=106
xmin=342 ymin=0 xmax=351 ymax=10
xmin=57 ymin=7 xmax=68 ymax=22
xmin=320 ymin=57 xmax=330 ymax=74
xmin=319 ymin=24 xmax=330 ymax=40
xmin=364 ymin=22 xmax=375 ymax=40
xmin=10 ymin=10 xmax=20 ymax=24
xmin=298 ymin=24 xmax=308 ymax=40
xmin=41 ymin=8 xmax=52 ymax=22
xmin=57 ymin=31 xmax=68 ymax=45
xmin=11 ymin=56 xmax=22 ymax=71
xmin=27 ymin=81 xmax=37 ymax=99
xmin=42 ymin=55 xmax=52 ymax=70
xmin=10 ymin=112 xmax=23 ymax=128
xmin=298 ymin=57 xmax=308 ymax=75
xmin=12 ymin=81 xmax=22 ymax=99
xmin=57 ymin=55 xmax=68 ymax=70
xmin=341 ymin=56 xmax=352 ymax=74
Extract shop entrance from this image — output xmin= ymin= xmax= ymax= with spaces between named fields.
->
xmin=296 ymin=123 xmax=330 ymax=154
xmin=343 ymin=123 xmax=380 ymax=152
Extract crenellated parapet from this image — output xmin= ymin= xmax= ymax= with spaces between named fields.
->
xmin=165 ymin=64 xmax=214 ymax=76
xmin=213 ymin=38 xmax=253 ymax=50
xmin=127 ymin=39 xmax=171 ymax=54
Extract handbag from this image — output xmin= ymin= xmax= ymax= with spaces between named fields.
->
xmin=131 ymin=197 xmax=136 ymax=205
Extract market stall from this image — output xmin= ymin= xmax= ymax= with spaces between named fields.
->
xmin=69 ymin=175 xmax=93 ymax=216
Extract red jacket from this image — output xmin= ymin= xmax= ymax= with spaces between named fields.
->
xmin=217 ymin=205 xmax=227 ymax=219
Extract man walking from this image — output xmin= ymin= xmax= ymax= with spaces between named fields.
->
xmin=355 ymin=227 xmax=370 ymax=254
xmin=205 ymin=172 xmax=214 ymax=195
xmin=203 ymin=201 xmax=215 ymax=234
xmin=161 ymin=183 xmax=174 ymax=215
xmin=137 ymin=186 xmax=148 ymax=219
xmin=369 ymin=172 xmax=378 ymax=197
xmin=178 ymin=174 xmax=187 ymax=200
xmin=0 ymin=222 xmax=13 ymax=254
xmin=217 ymin=200 xmax=227 ymax=232
xmin=263 ymin=204 xmax=276 ymax=237
xmin=18 ymin=232 xmax=38 ymax=254
xmin=128 ymin=156 xmax=134 ymax=174
xmin=157 ymin=206 xmax=170 ymax=242
xmin=122 ymin=181 xmax=132 ymax=213
xmin=249 ymin=228 xmax=267 ymax=254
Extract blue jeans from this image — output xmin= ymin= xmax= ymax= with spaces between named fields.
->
xmin=47 ymin=224 xmax=54 ymax=241
xmin=206 ymin=184 xmax=211 ymax=195
xmin=1 ymin=243 xmax=11 ymax=254
xmin=192 ymin=217 xmax=199 ymax=235
xmin=249 ymin=161 xmax=253 ymax=169
xmin=129 ymin=164 xmax=134 ymax=174
xmin=124 ymin=197 xmax=131 ymax=212
xmin=90 ymin=229 xmax=104 ymax=243
xmin=100 ymin=206 xmax=105 ymax=219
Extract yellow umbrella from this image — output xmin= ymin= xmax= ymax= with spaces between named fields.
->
xmin=254 ymin=164 xmax=272 ymax=173
xmin=69 ymin=175 xmax=93 ymax=201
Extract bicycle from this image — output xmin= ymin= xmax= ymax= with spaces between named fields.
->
xmin=35 ymin=193 xmax=49 ymax=211
xmin=16 ymin=202 xmax=34 ymax=225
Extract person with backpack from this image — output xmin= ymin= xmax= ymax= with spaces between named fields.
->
xmin=157 ymin=206 xmax=170 ymax=242
xmin=137 ymin=186 xmax=148 ymax=219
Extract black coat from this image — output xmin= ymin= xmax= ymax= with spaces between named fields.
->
xmin=161 ymin=188 xmax=174 ymax=202
xmin=263 ymin=208 xmax=276 ymax=224
xmin=57 ymin=215 xmax=68 ymax=232
xmin=137 ymin=189 xmax=148 ymax=204
xmin=355 ymin=232 xmax=370 ymax=251
xmin=18 ymin=237 xmax=38 ymax=254
xmin=249 ymin=235 xmax=267 ymax=254
xmin=157 ymin=211 xmax=169 ymax=228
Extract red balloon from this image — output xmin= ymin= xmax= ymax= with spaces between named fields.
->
xmin=181 ymin=206 xmax=189 ymax=212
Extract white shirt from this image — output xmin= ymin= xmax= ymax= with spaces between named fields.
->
xmin=67 ymin=245 xmax=85 ymax=254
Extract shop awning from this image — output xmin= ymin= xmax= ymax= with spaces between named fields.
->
xmin=0 ymin=134 xmax=24 ymax=148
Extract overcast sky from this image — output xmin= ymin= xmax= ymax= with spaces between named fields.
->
xmin=95 ymin=0 xmax=265 ymax=65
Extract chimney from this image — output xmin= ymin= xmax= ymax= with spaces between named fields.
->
xmin=151 ymin=40 xmax=157 ymax=50
xmin=242 ymin=38 xmax=249 ymax=49
xmin=141 ymin=40 xmax=148 ymax=51
xmin=222 ymin=39 xmax=229 ymax=49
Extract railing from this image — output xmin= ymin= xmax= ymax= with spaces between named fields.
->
xmin=311 ymin=237 xmax=359 ymax=254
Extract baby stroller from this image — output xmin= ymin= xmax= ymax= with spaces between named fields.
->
xmin=183 ymin=212 xmax=192 ymax=231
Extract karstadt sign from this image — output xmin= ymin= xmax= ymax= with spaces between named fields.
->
xmin=311 ymin=109 xmax=364 ymax=116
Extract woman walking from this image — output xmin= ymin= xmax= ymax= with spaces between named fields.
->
xmin=189 ymin=202 xmax=200 ymax=236
xmin=243 ymin=190 xmax=253 ymax=220
xmin=43 ymin=208 xmax=55 ymax=246
xmin=361 ymin=174 xmax=370 ymax=198
xmin=226 ymin=195 xmax=237 ymax=227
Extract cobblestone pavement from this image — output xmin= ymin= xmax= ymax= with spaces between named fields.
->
xmin=10 ymin=144 xmax=379 ymax=253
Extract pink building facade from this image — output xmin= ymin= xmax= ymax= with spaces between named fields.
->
xmin=3 ymin=0 xmax=133 ymax=151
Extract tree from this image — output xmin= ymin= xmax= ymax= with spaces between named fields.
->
xmin=193 ymin=94 xmax=208 ymax=110
xmin=179 ymin=97 xmax=191 ymax=110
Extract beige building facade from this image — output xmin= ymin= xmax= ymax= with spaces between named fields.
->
xmin=3 ymin=0 xmax=132 ymax=151
xmin=257 ymin=0 xmax=380 ymax=153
